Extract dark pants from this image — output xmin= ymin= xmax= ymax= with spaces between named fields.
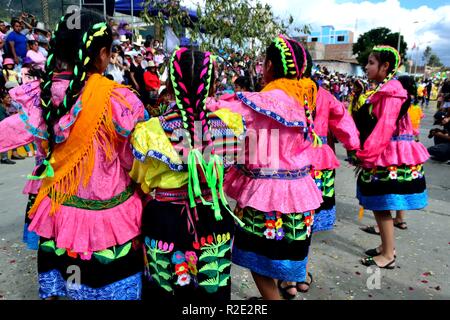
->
xmin=428 ymin=137 xmax=450 ymax=161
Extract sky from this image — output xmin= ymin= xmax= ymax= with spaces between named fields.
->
xmin=259 ymin=0 xmax=450 ymax=66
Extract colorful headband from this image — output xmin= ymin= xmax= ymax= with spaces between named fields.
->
xmin=279 ymin=35 xmax=300 ymax=77
xmin=284 ymin=35 xmax=308 ymax=77
xmin=275 ymin=35 xmax=308 ymax=79
xmin=373 ymin=45 xmax=401 ymax=74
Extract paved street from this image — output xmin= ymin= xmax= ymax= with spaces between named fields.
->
xmin=0 ymin=104 xmax=448 ymax=300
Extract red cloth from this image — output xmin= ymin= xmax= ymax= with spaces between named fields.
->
xmin=143 ymin=71 xmax=160 ymax=91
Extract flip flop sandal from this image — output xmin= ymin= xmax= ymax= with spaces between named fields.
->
xmin=361 ymin=257 xmax=396 ymax=269
xmin=394 ymin=221 xmax=408 ymax=230
xmin=361 ymin=225 xmax=380 ymax=235
xmin=296 ymin=272 xmax=313 ymax=293
xmin=365 ymin=248 xmax=397 ymax=258
xmin=277 ymin=280 xmax=297 ymax=300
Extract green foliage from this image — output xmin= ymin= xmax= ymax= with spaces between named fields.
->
xmin=142 ymin=0 xmax=308 ymax=55
xmin=428 ymin=53 xmax=443 ymax=68
xmin=353 ymin=27 xmax=408 ymax=67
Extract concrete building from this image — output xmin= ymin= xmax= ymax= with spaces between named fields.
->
xmin=308 ymin=25 xmax=354 ymax=45
xmin=296 ymin=26 xmax=363 ymax=76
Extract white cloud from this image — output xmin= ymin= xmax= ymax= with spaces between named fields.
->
xmin=259 ymin=0 xmax=450 ymax=65
xmin=182 ymin=0 xmax=450 ymax=65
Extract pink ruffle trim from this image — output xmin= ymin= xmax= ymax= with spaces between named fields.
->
xmin=307 ymin=144 xmax=341 ymax=170
xmin=224 ymin=166 xmax=323 ymax=214
xmin=27 ymin=192 xmax=142 ymax=254
xmin=364 ymin=141 xmax=430 ymax=167
xmin=22 ymin=180 xmax=42 ymax=195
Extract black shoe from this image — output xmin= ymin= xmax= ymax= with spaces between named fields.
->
xmin=11 ymin=155 xmax=25 ymax=160
xmin=365 ymin=248 xmax=397 ymax=258
xmin=1 ymin=159 xmax=16 ymax=164
xmin=361 ymin=257 xmax=396 ymax=269
xmin=360 ymin=225 xmax=380 ymax=235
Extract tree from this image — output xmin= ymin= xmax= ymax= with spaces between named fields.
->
xmin=142 ymin=0 xmax=303 ymax=54
xmin=423 ymin=46 xmax=432 ymax=65
xmin=353 ymin=27 xmax=408 ymax=67
xmin=428 ymin=54 xmax=443 ymax=68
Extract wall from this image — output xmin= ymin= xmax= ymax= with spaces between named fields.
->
xmin=306 ymin=42 xmax=326 ymax=60
xmin=315 ymin=60 xmax=365 ymax=77
xmin=324 ymin=43 xmax=355 ymax=61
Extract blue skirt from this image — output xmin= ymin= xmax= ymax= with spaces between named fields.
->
xmin=312 ymin=169 xmax=336 ymax=233
xmin=357 ymin=164 xmax=428 ymax=211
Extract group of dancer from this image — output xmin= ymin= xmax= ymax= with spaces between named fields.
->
xmin=0 ymin=10 xmax=429 ymax=301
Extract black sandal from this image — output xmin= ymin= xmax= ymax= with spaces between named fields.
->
xmin=361 ymin=225 xmax=380 ymax=235
xmin=365 ymin=248 xmax=397 ymax=258
xmin=361 ymin=257 xmax=396 ymax=269
xmin=296 ymin=272 xmax=313 ymax=293
xmin=277 ymin=280 xmax=297 ymax=300
xmin=394 ymin=221 xmax=408 ymax=230
xmin=247 ymin=296 xmax=263 ymax=300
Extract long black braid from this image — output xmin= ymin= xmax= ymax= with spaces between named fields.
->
xmin=169 ymin=48 xmax=215 ymax=156
xmin=35 ymin=10 xmax=112 ymax=177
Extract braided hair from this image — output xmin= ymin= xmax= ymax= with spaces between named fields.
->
xmin=365 ymin=45 xmax=401 ymax=103
xmin=34 ymin=10 xmax=112 ymax=178
xmin=169 ymin=48 xmax=215 ymax=156
xmin=167 ymin=48 xmax=243 ymax=225
xmin=266 ymin=35 xmax=321 ymax=146
xmin=397 ymin=75 xmax=416 ymax=122
xmin=266 ymin=35 xmax=307 ymax=80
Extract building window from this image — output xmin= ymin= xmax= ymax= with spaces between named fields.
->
xmin=337 ymin=35 xmax=345 ymax=42
xmin=311 ymin=37 xmax=318 ymax=42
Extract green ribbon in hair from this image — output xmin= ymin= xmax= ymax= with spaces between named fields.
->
xmin=187 ymin=149 xmax=211 ymax=208
xmin=208 ymin=154 xmax=245 ymax=227
xmin=27 ymin=159 xmax=55 ymax=181
xmin=186 ymin=150 xmax=245 ymax=227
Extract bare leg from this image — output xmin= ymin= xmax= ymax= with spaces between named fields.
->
xmin=372 ymin=210 xmax=396 ymax=266
xmin=251 ymin=272 xmax=282 ymax=300
xmin=394 ymin=210 xmax=407 ymax=229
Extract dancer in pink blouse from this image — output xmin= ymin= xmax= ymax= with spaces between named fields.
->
xmin=353 ymin=46 xmax=429 ymax=269
xmin=0 ymin=10 xmax=145 ymax=300
xmin=210 ymin=36 xmax=322 ymax=300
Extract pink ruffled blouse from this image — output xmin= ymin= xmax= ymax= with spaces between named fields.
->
xmin=0 ymin=78 xmax=145 ymax=255
xmin=208 ymin=90 xmax=323 ymax=214
xmin=308 ymin=87 xmax=360 ymax=170
xmin=356 ymin=80 xmax=430 ymax=168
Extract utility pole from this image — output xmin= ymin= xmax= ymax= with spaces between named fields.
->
xmin=414 ymin=46 xmax=419 ymax=77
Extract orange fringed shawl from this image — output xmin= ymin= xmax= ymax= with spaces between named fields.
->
xmin=262 ymin=78 xmax=318 ymax=111
xmin=29 ymin=73 xmax=132 ymax=216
